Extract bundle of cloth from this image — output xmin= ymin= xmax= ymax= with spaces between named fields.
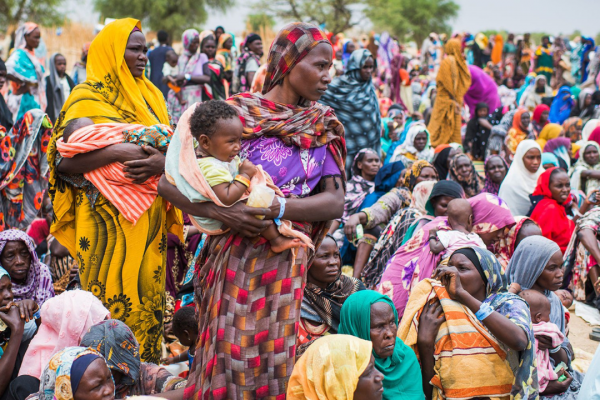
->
xmin=164 ymin=103 xmax=313 ymax=247
xmin=56 ymin=122 xmax=173 ymax=224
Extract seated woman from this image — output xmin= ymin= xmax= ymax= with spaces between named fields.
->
xmin=26 ymin=347 xmax=115 ymax=400
xmin=463 ymin=102 xmax=493 ymax=162
xmin=499 ymin=140 xmax=543 ymax=216
xmin=360 ymin=180 xmax=464 ymax=289
xmin=380 ymin=192 xmax=515 ymax=316
xmin=432 ymin=144 xmax=459 ymax=179
xmin=389 ymin=123 xmax=434 ymax=168
xmin=287 ymin=335 xmax=384 ymax=400
xmin=544 ymin=137 xmax=572 ymax=171
xmin=17 ymin=290 xmax=109 ymax=391
xmin=0 ymin=230 xmax=54 ymax=315
xmin=400 ymin=246 xmax=537 ymax=400
xmin=297 ymin=235 xmax=365 ymax=355
xmin=504 ymin=108 xmax=532 ymax=163
xmin=570 ymin=141 xmax=600 ymax=196
xmin=493 ymin=216 xmax=543 ymax=268
xmin=532 ymin=104 xmax=551 ymax=138
xmin=448 ymin=154 xmax=484 ymax=198
xmin=338 ymin=290 xmax=424 ymax=400
xmin=482 ymin=155 xmax=508 ymax=195
xmin=344 ymin=161 xmax=438 ymax=278
xmin=529 ymin=167 xmax=575 ymax=253
xmin=80 ymin=319 xmax=186 ymax=398
xmin=507 ymin=236 xmax=583 ymax=398
xmin=536 ymin=123 xmax=563 ymax=151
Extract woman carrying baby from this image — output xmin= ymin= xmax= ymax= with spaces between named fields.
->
xmin=158 ymin=22 xmax=345 ymax=398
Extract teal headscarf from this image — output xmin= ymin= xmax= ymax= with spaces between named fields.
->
xmin=381 ymin=117 xmax=393 ymax=155
xmin=338 ymin=291 xmax=424 ymax=400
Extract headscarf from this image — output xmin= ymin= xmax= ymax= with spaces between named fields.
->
xmin=448 ymin=154 xmax=485 ymax=198
xmin=380 ymin=117 xmax=396 ymax=155
xmin=343 ymin=149 xmax=377 ymax=218
xmin=492 ymin=216 xmax=541 ymax=268
xmin=571 ymin=141 xmax=600 ymax=194
xmin=180 ymin=29 xmax=207 ymax=76
xmin=14 ymin=22 xmax=39 ymax=50
xmin=402 ymin=160 xmax=437 ymax=192
xmin=418 ymin=83 xmax=436 ymax=113
xmin=543 ymin=137 xmax=571 ymax=170
xmin=507 ymin=236 xmax=570 ymax=354
xmin=19 ymin=290 xmax=110 ymax=378
xmin=532 ymin=104 xmax=550 ymax=126
xmin=411 ymin=180 xmax=437 ymax=214
xmin=80 ymin=319 xmax=140 ymax=390
xmin=506 ymin=108 xmax=530 ymax=154
xmin=491 ymin=34 xmax=503 ymax=64
xmin=47 ymin=53 xmax=68 ymax=124
xmin=577 ymin=88 xmax=595 ymax=120
xmin=338 ymin=291 xmax=424 ymax=400
xmin=536 ymin=123 xmax=562 ymax=150
xmin=235 ymin=33 xmax=262 ymax=93
xmin=424 ymin=180 xmax=465 ymax=215
xmin=563 ymin=117 xmax=583 ymax=141
xmin=37 ymin=347 xmax=110 ymax=400
xmin=589 ymin=126 xmax=600 ymax=144
xmin=287 ymin=335 xmax=373 ymax=400
xmin=360 ymin=160 xmax=405 ymax=210
xmin=432 ymin=145 xmax=453 ymax=178
xmin=482 ymin=155 xmax=508 ymax=195
xmin=216 ymin=33 xmax=234 ymax=71
xmin=549 ymin=86 xmax=574 ymax=124
xmin=542 ymin=152 xmax=559 ymax=167
xmin=464 ymin=65 xmax=501 ymax=119
xmin=0 ymin=229 xmax=54 ymax=306
xmin=582 ymin=119 xmax=600 ymax=141
xmin=498 ymin=140 xmax=543 ymax=216
xmin=516 ymin=74 xmax=535 ymax=105
xmin=319 ymin=49 xmax=381 ymax=157
xmin=390 ymin=122 xmax=433 ymax=163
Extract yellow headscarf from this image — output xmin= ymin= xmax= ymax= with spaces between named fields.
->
xmin=536 ymin=123 xmax=563 ymax=150
xmin=287 ymin=335 xmax=372 ymax=400
xmin=475 ymin=33 xmax=488 ymax=49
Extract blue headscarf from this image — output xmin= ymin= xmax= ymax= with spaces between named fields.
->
xmin=516 ymin=74 xmax=535 ymax=104
xmin=581 ymin=37 xmax=596 ymax=82
xmin=549 ymin=86 xmax=574 ymax=124
xmin=360 ymin=161 xmax=405 ymax=210
xmin=541 ymin=152 xmax=559 ymax=167
xmin=0 ymin=267 xmax=8 ymax=281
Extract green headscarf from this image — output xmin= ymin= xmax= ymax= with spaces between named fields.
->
xmin=338 ymin=291 xmax=424 ymax=400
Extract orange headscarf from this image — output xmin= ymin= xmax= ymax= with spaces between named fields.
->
xmin=491 ymin=35 xmax=504 ymax=65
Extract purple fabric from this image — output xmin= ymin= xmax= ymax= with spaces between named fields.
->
xmin=166 ymin=214 xmax=202 ymax=297
xmin=241 ymin=136 xmax=341 ymax=197
xmin=0 ymin=229 xmax=55 ymax=306
xmin=464 ymin=65 xmax=501 ymax=119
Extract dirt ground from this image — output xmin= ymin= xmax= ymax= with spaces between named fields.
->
xmin=568 ymin=313 xmax=599 ymax=354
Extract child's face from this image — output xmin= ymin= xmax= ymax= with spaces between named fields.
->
xmin=0 ymin=276 xmax=13 ymax=308
xmin=54 ymin=55 xmax=67 ymax=77
xmin=167 ymin=53 xmax=178 ymax=67
xmin=476 ymin=107 xmax=488 ymax=118
xmin=199 ymin=117 xmax=244 ymax=162
xmin=556 ymin=289 xmax=574 ymax=308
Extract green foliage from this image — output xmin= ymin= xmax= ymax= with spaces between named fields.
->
xmin=0 ymin=0 xmax=64 ymax=31
xmin=247 ymin=12 xmax=275 ymax=33
xmin=364 ymin=0 xmax=458 ymax=44
xmin=569 ymin=30 xmax=582 ymax=41
xmin=259 ymin=0 xmax=361 ymax=35
xmin=93 ymin=0 xmax=233 ymax=38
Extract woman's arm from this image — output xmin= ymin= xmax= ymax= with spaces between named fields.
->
xmin=0 ymin=307 xmax=25 ymax=395
xmin=58 ymin=143 xmax=148 ymax=174
xmin=580 ymin=170 xmax=600 ymax=180
xmin=157 ymin=175 xmax=271 ymax=237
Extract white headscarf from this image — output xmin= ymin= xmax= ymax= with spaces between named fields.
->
xmin=498 ymin=139 xmax=543 ymax=216
xmin=390 ymin=122 xmax=433 ymax=163
xmin=582 ymin=118 xmax=600 ymax=141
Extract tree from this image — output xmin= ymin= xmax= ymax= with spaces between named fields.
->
xmin=0 ymin=0 xmax=63 ymax=32
xmin=247 ymin=12 xmax=275 ymax=33
xmin=259 ymin=0 xmax=360 ymax=35
xmin=364 ymin=0 xmax=458 ymax=45
xmin=93 ymin=0 xmax=233 ymax=39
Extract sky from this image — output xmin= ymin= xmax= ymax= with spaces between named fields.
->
xmin=67 ymin=0 xmax=600 ymax=38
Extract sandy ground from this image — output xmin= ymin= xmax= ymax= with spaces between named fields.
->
xmin=569 ymin=313 xmax=599 ymax=354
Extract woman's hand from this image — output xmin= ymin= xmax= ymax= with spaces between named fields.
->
xmin=112 ymin=143 xmax=149 ymax=163
xmin=0 ymin=304 xmax=24 ymax=332
xmin=344 ymin=213 xmax=364 ymax=241
xmin=435 ymin=266 xmax=467 ymax=302
xmin=123 ymin=146 xmax=166 ymax=184
xmin=535 ymin=334 xmax=554 ymax=350
xmin=417 ymin=300 xmax=446 ymax=346
xmin=542 ymin=370 xmax=573 ymax=395
xmin=14 ymin=299 xmax=38 ymax=322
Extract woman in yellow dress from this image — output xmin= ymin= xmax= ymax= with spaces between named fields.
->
xmin=46 ymin=18 xmax=182 ymax=363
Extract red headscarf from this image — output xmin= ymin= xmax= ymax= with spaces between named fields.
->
xmin=532 ymin=104 xmax=550 ymax=125
xmin=589 ymin=126 xmax=600 ymax=144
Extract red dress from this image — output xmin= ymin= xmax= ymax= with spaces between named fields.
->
xmin=529 ymin=167 xmax=575 ymax=253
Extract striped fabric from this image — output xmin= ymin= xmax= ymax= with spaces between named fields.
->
xmin=57 ymin=123 xmax=172 ymax=224
xmin=399 ymin=279 xmax=514 ymax=400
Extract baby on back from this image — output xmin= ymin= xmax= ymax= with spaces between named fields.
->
xmin=429 ymin=198 xmax=486 ymax=259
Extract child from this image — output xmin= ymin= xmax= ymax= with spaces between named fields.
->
xmin=163 ymin=50 xmax=186 ymax=106
xmin=555 ymin=288 xmax=574 ymax=334
xmin=162 ymin=306 xmax=197 ymax=369
xmin=45 ymin=53 xmax=75 ymax=123
xmin=519 ymin=289 xmax=567 ymax=393
xmin=429 ymin=199 xmax=486 ymax=260
xmin=168 ymin=100 xmax=308 ymax=253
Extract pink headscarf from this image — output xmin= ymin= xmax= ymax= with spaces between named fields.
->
xmin=18 ymin=290 xmax=109 ymax=378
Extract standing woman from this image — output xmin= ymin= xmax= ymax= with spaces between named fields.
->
xmin=233 ymin=33 xmax=263 ymax=93
xmin=215 ymin=32 xmax=234 ymax=95
xmin=5 ymin=23 xmax=46 ymax=122
xmin=199 ymin=34 xmax=226 ymax=101
xmin=320 ymin=49 xmax=380 ymax=172
xmin=505 ymin=108 xmax=532 ymax=163
xmin=428 ymin=39 xmax=472 ymax=147
xmin=158 ymin=22 xmax=345 ymax=398
xmin=47 ymin=19 xmax=182 ymax=363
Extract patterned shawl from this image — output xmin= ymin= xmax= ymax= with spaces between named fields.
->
xmin=402 ymin=159 xmax=438 ymax=192
xmin=571 ymin=141 xmax=600 ymax=194
xmin=482 ymin=155 xmax=508 ymax=195
xmin=492 ymin=216 xmax=539 ymax=270
xmin=319 ymin=49 xmax=381 ymax=156
xmin=449 ymin=153 xmax=484 ymax=198
xmin=0 ymin=229 xmax=54 ymax=306
xmin=505 ymin=108 xmax=530 ymax=154
xmin=390 ymin=122 xmax=433 ymax=163
xmin=343 ymin=149 xmax=377 ymax=220
xmin=562 ymin=117 xmax=583 ymax=142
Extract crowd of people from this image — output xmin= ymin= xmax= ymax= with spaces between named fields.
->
xmin=1 ymin=14 xmax=600 ymax=400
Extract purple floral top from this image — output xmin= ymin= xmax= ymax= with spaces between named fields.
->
xmin=241 ymin=136 xmax=341 ymax=197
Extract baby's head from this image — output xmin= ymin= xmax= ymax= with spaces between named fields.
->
xmin=555 ymin=289 xmax=574 ymax=309
xmin=172 ymin=306 xmax=198 ymax=347
xmin=166 ymin=49 xmax=178 ymax=67
xmin=446 ymin=199 xmax=473 ymax=232
xmin=519 ymin=289 xmax=551 ymax=324
xmin=189 ymin=100 xmax=243 ymax=162
xmin=63 ymin=117 xmax=94 ymax=143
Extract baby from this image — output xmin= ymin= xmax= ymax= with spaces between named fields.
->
xmin=163 ymin=49 xmax=185 ymax=106
xmin=189 ymin=100 xmax=303 ymax=253
xmin=429 ymin=198 xmax=486 ymax=259
xmin=162 ymin=306 xmax=198 ymax=369
xmin=519 ymin=289 xmax=566 ymax=393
